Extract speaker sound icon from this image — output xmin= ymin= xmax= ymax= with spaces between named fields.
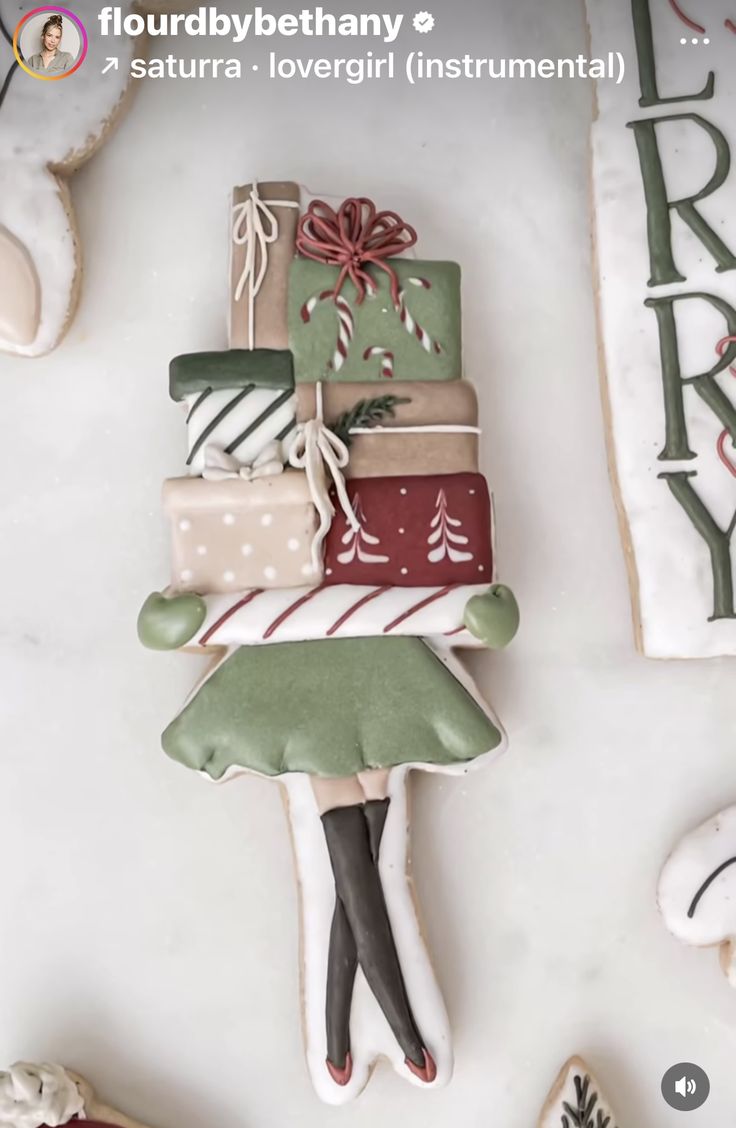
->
xmin=662 ymin=1062 xmax=709 ymax=1110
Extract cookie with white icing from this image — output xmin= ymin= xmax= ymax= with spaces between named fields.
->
xmin=138 ymin=183 xmax=519 ymax=1105
xmin=658 ymin=804 xmax=736 ymax=984
xmin=0 ymin=1063 xmax=153 ymax=1128
xmin=587 ymin=0 xmax=736 ymax=658
xmin=538 ymin=1057 xmax=619 ymax=1128
xmin=0 ymin=0 xmax=190 ymax=357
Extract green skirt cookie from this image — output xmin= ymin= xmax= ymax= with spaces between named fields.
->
xmin=163 ymin=636 xmax=501 ymax=780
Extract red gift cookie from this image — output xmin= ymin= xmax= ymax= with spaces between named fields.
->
xmin=324 ymin=472 xmax=493 ymax=586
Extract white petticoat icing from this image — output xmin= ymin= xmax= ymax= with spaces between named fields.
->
xmin=0 ymin=1063 xmax=84 ymax=1128
xmin=658 ymin=804 xmax=736 ymax=983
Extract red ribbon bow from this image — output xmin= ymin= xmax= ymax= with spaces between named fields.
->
xmin=296 ymin=197 xmax=418 ymax=305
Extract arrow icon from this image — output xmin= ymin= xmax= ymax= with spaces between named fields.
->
xmin=102 ymin=57 xmax=119 ymax=74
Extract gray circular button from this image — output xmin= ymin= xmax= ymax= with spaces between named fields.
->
xmin=661 ymin=1063 xmax=710 ymax=1111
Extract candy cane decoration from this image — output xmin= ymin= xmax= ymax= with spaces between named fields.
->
xmin=714 ymin=336 xmax=736 ymax=475
xmin=716 ymin=335 xmax=736 ymax=377
xmin=301 ymin=289 xmax=355 ymax=372
xmin=363 ymin=346 xmax=395 ymax=379
xmin=668 ymin=0 xmax=706 ymax=34
xmin=395 ymin=278 xmax=443 ymax=355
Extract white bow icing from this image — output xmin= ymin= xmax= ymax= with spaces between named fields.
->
xmin=0 ymin=1063 xmax=85 ymax=1128
xmin=232 ymin=182 xmax=300 ymax=350
xmin=288 ymin=383 xmax=360 ymax=572
xmin=202 ymin=441 xmax=285 ymax=482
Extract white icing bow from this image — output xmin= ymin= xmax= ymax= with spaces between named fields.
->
xmin=0 ymin=1063 xmax=85 ymax=1128
xmin=288 ymin=383 xmax=360 ymax=572
xmin=202 ymin=442 xmax=285 ymax=482
xmin=232 ymin=182 xmax=300 ymax=349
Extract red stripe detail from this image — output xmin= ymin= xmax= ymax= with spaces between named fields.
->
xmin=716 ymin=334 xmax=736 ymax=377
xmin=668 ymin=0 xmax=706 ymax=32
xmin=444 ymin=625 xmax=467 ymax=637
xmin=199 ymin=589 xmax=264 ymax=646
xmin=383 ymin=586 xmax=458 ymax=634
xmin=326 ymin=586 xmax=391 ymax=636
xmin=717 ymin=430 xmax=736 ymax=478
xmin=727 ymin=18 xmax=736 ymax=33
xmin=263 ymin=584 xmax=326 ymax=640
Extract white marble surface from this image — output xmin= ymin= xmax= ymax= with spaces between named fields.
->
xmin=0 ymin=1 xmax=734 ymax=1125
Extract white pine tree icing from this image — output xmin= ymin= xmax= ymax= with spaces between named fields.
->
xmin=337 ymin=494 xmax=390 ymax=565
xmin=427 ymin=489 xmax=473 ymax=564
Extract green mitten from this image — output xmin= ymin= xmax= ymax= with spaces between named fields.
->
xmin=137 ymin=591 xmax=207 ymax=651
xmin=463 ymin=584 xmax=520 ymax=650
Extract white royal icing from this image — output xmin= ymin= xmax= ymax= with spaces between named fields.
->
xmin=0 ymin=0 xmax=159 ymax=358
xmin=0 ymin=1063 xmax=84 ymax=1128
xmin=184 ymin=388 xmax=296 ymax=475
xmin=659 ymin=804 xmax=736 ymax=983
xmin=538 ymin=1057 xmax=617 ymax=1128
xmin=587 ymin=0 xmax=736 ymax=657
xmin=193 ymin=583 xmax=489 ymax=648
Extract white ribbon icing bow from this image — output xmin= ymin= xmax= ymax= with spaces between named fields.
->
xmin=232 ymin=181 xmax=300 ymax=349
xmin=202 ymin=442 xmax=285 ymax=482
xmin=288 ymin=383 xmax=360 ymax=572
xmin=0 ymin=1063 xmax=85 ymax=1128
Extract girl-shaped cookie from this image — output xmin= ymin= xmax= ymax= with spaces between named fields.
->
xmin=138 ymin=185 xmax=520 ymax=1104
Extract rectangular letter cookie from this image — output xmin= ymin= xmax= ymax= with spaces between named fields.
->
xmin=587 ymin=0 xmax=736 ymax=657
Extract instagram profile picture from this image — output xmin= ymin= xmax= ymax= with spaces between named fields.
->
xmin=14 ymin=7 xmax=88 ymax=80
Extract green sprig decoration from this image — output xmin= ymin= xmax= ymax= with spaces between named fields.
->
xmin=333 ymin=395 xmax=411 ymax=447
xmin=561 ymin=1074 xmax=616 ymax=1128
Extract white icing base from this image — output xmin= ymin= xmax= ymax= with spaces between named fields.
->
xmin=587 ymin=0 xmax=736 ymax=657
xmin=183 ymin=388 xmax=296 ymax=475
xmin=193 ymin=583 xmax=489 ymax=648
xmin=658 ymin=804 xmax=736 ymax=963
xmin=196 ymin=644 xmax=506 ymax=1104
xmin=538 ymin=1057 xmax=616 ymax=1128
xmin=0 ymin=0 xmax=141 ymax=357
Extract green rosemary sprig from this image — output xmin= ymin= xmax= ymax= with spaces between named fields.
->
xmin=333 ymin=395 xmax=411 ymax=447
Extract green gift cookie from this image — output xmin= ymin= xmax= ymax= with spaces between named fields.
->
xmin=288 ymin=258 xmax=462 ymax=383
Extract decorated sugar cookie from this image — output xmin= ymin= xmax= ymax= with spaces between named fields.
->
xmin=0 ymin=0 xmax=186 ymax=357
xmin=138 ymin=183 xmax=519 ymax=1104
xmin=658 ymin=803 xmax=736 ymax=984
xmin=538 ymin=1058 xmax=619 ymax=1128
xmin=587 ymin=0 xmax=736 ymax=657
xmin=0 ymin=1062 xmax=153 ymax=1128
